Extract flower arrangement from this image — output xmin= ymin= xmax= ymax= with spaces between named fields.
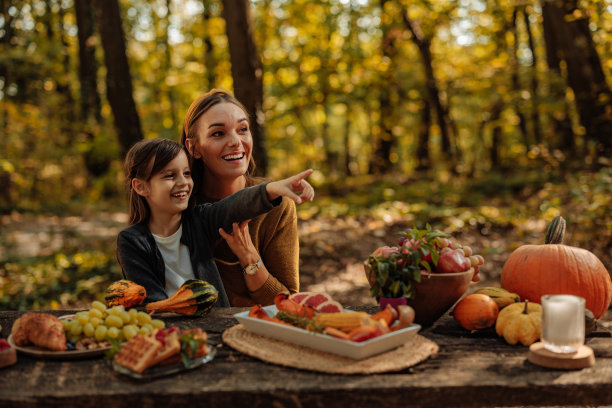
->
xmin=365 ymin=226 xmax=482 ymax=300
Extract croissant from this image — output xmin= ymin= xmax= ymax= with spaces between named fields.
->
xmin=11 ymin=313 xmax=67 ymax=351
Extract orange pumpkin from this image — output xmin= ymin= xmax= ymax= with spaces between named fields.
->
xmin=501 ymin=216 xmax=612 ymax=318
xmin=453 ymin=294 xmax=499 ymax=331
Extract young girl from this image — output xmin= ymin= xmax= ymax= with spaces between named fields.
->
xmin=116 ymin=138 xmax=314 ymax=306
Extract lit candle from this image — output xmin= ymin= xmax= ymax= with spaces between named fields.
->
xmin=541 ymin=294 xmax=585 ymax=354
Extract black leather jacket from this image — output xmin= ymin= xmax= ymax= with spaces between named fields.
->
xmin=116 ymin=183 xmax=280 ymax=306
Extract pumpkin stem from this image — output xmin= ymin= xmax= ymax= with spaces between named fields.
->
xmin=523 ymin=300 xmax=529 ymax=314
xmin=544 ymin=216 xmax=565 ymax=245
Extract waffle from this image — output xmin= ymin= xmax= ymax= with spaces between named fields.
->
xmin=114 ymin=334 xmax=162 ymax=374
xmin=149 ymin=331 xmax=181 ymax=367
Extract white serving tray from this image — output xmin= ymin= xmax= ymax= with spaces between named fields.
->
xmin=234 ymin=305 xmax=421 ymax=360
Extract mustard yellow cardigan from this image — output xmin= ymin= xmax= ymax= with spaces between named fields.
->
xmin=206 ymin=196 xmax=300 ymax=306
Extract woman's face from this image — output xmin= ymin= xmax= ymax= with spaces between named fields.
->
xmin=189 ymin=102 xmax=252 ymax=181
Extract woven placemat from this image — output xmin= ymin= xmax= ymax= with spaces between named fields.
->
xmin=222 ymin=324 xmax=438 ymax=375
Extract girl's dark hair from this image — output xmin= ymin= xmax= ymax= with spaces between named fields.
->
xmin=180 ymin=88 xmax=258 ymax=203
xmin=123 ymin=138 xmax=186 ymax=225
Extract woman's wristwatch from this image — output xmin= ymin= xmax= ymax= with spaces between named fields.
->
xmin=242 ymin=258 xmax=262 ymax=276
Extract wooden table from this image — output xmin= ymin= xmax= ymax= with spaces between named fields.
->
xmin=1 ymin=307 xmax=611 ymax=408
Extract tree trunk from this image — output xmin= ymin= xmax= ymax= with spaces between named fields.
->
xmin=369 ymin=0 xmax=395 ymax=174
xmin=510 ymin=8 xmax=530 ymax=150
xmin=163 ymin=0 xmax=177 ymax=131
xmin=541 ymin=0 xmax=612 ymax=158
xmin=93 ymin=0 xmax=143 ymax=157
xmin=41 ymin=1 xmax=74 ymax=123
xmin=202 ymin=0 xmax=217 ymax=89
xmin=319 ymin=11 xmax=338 ymax=177
xmin=401 ymin=7 xmax=456 ymax=167
xmin=74 ymin=0 xmax=101 ymax=122
xmin=522 ymin=8 xmax=542 ymax=145
xmin=0 ymin=0 xmax=12 ymax=133
xmin=57 ymin=4 xmax=74 ymax=123
xmin=415 ymin=98 xmax=431 ymax=171
xmin=221 ymin=0 xmax=267 ymax=175
xmin=0 ymin=0 xmax=11 ymax=199
xmin=343 ymin=106 xmax=353 ymax=176
xmin=541 ymin=2 xmax=575 ymax=154
xmin=488 ymin=102 xmax=504 ymax=170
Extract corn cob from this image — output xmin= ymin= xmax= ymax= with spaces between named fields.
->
xmin=312 ymin=312 xmax=374 ymax=332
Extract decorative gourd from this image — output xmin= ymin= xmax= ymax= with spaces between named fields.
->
xmin=495 ymin=300 xmax=542 ymax=346
xmin=146 ymin=279 xmax=218 ymax=316
xmin=453 ymin=294 xmax=499 ymax=331
xmin=105 ymin=280 xmax=146 ymax=308
xmin=585 ymin=308 xmax=596 ymax=336
xmin=501 ymin=216 xmax=612 ymax=318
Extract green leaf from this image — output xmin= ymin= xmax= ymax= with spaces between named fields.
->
xmin=389 ymin=280 xmax=401 ymax=297
xmin=377 ymin=262 xmax=389 ymax=285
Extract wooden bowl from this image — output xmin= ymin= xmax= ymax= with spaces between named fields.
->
xmin=406 ymin=269 xmax=475 ymax=326
xmin=365 ymin=264 xmax=475 ymax=326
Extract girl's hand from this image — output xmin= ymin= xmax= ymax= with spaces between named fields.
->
xmin=218 ymin=220 xmax=260 ymax=266
xmin=266 ymin=169 xmax=315 ymax=204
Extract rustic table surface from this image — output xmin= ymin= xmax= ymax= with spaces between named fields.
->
xmin=1 ymin=307 xmax=611 ymax=408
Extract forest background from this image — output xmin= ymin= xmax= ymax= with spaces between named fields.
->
xmin=0 ymin=0 xmax=611 ymax=310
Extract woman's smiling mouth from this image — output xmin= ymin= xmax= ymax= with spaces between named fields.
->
xmin=222 ymin=152 xmax=245 ymax=161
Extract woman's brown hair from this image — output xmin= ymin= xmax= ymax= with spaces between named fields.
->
xmin=123 ymin=138 xmax=186 ymax=225
xmin=180 ymin=89 xmax=258 ymax=203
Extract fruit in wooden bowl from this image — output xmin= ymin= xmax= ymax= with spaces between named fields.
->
xmin=364 ymin=226 xmax=482 ymax=326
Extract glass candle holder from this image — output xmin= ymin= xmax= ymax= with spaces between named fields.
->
xmin=541 ymin=294 xmax=585 ymax=354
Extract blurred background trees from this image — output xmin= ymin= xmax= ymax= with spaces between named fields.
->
xmin=0 ymin=0 xmax=611 ymax=309
xmin=1 ymin=0 xmax=610 ymax=211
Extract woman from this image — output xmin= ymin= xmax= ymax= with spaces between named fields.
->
xmin=180 ymin=89 xmax=306 ymax=306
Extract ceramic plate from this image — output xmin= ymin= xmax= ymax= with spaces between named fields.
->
xmin=112 ymin=347 xmax=216 ymax=379
xmin=234 ymin=305 xmax=421 ymax=360
xmin=7 ymin=334 xmax=110 ymax=360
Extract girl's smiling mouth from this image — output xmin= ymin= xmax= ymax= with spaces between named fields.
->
xmin=172 ymin=191 xmax=189 ymax=199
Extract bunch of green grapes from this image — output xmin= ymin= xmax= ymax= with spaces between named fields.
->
xmin=62 ymin=301 xmax=165 ymax=343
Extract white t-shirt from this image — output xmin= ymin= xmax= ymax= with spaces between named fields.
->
xmin=152 ymin=224 xmax=195 ymax=297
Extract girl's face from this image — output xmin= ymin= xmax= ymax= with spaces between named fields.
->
xmin=136 ymin=151 xmax=193 ymax=218
xmin=188 ymin=102 xmax=253 ymax=181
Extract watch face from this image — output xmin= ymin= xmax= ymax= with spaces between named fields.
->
xmin=244 ymin=265 xmax=258 ymax=275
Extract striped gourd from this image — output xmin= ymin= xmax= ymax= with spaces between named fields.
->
xmin=146 ymin=279 xmax=218 ymax=316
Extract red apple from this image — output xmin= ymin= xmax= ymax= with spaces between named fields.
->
xmin=437 ymin=250 xmax=471 ymax=273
